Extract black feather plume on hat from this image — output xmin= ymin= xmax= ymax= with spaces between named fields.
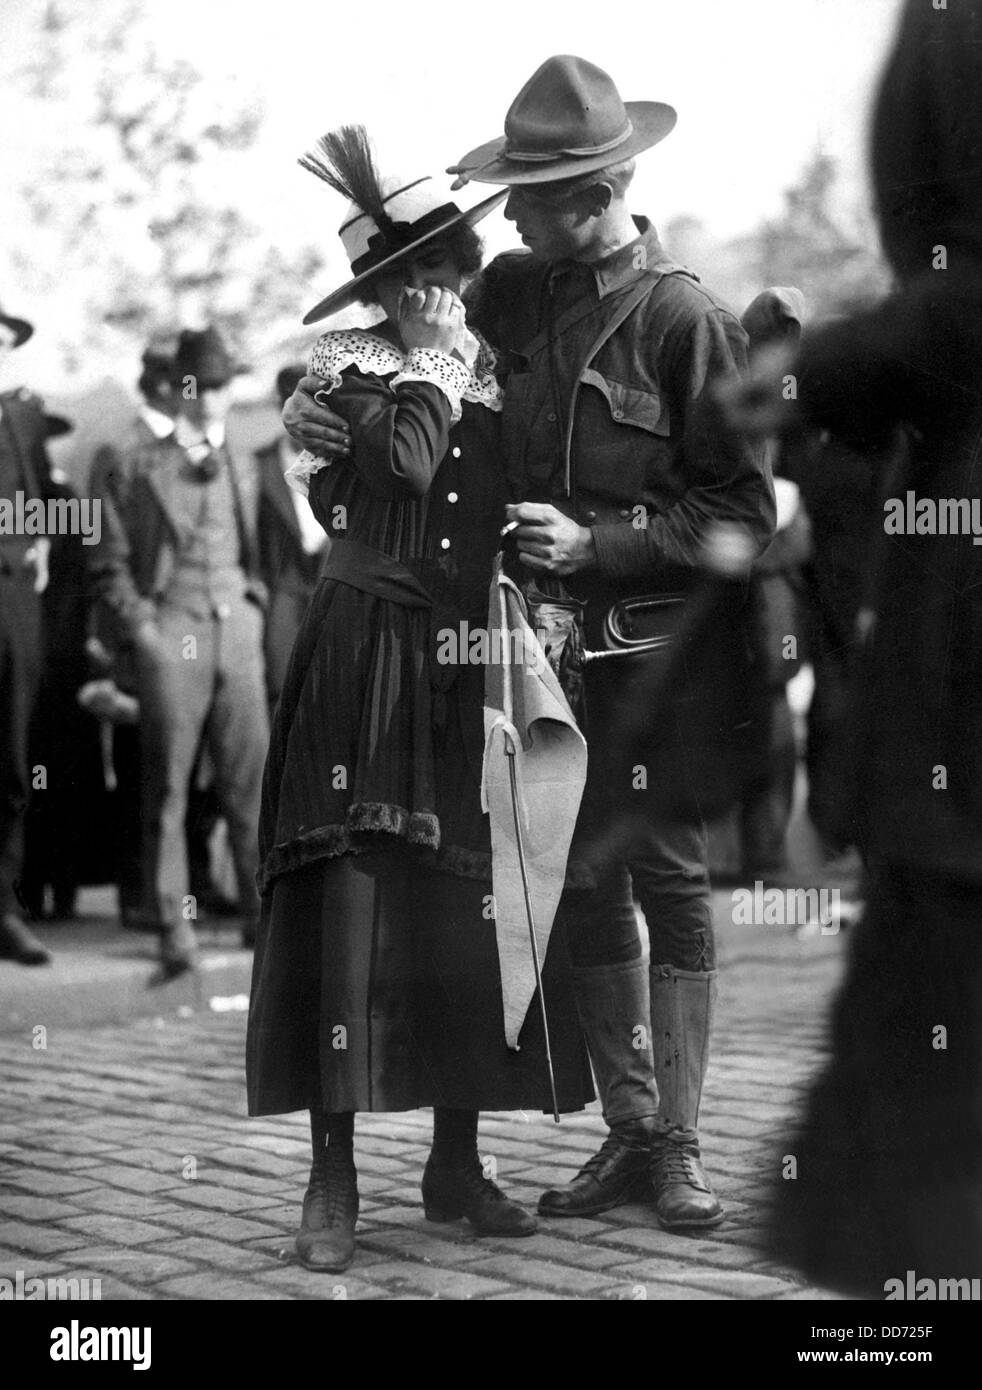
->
xmin=298 ymin=125 xmax=395 ymax=235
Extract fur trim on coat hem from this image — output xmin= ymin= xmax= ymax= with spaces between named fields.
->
xmin=258 ymin=803 xmax=441 ymax=896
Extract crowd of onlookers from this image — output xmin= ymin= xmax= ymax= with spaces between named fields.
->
xmin=1 ymin=291 xmax=883 ymax=976
xmin=0 ymin=308 xmax=329 ymax=973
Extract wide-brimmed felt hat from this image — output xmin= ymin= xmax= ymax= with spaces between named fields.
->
xmin=43 ymin=412 xmax=73 ymax=439
xmin=447 ymin=55 xmax=676 ymax=189
xmin=170 ymin=327 xmax=249 ymax=389
xmin=299 ymin=125 xmax=507 ymax=325
xmin=0 ymin=302 xmax=34 ymax=347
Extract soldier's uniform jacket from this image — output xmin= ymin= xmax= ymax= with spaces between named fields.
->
xmin=468 ymin=217 xmax=776 ymax=624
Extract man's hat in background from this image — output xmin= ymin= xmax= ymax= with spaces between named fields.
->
xmin=740 ymin=287 xmax=806 ymax=354
xmin=43 ymin=412 xmax=73 ymax=439
xmin=0 ymin=302 xmax=35 ymax=347
xmin=138 ymin=346 xmax=175 ymax=400
xmin=299 ymin=125 xmax=506 ymax=325
xmin=170 ymin=327 xmax=249 ymax=390
xmin=447 ymin=55 xmax=676 ymax=189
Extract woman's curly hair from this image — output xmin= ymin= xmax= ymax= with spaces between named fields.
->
xmin=356 ymin=223 xmax=484 ymax=307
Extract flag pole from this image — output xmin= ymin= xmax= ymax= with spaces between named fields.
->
xmin=499 ymin=580 xmax=561 ymax=1123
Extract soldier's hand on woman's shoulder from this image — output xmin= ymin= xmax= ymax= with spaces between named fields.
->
xmin=282 ymin=376 xmax=353 ymax=457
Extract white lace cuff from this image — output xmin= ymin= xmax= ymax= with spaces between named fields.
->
xmin=391 ymin=349 xmax=472 ymax=425
xmin=284 ymin=450 xmax=332 ymax=498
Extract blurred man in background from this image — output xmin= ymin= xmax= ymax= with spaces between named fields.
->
xmin=90 ymin=326 xmax=269 ymax=974
xmin=0 ymin=301 xmax=54 ymax=965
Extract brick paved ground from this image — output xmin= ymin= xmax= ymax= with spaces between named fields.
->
xmin=0 ymin=890 xmax=849 ymax=1301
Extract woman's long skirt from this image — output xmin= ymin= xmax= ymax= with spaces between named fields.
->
xmin=246 ymin=848 xmax=595 ymax=1116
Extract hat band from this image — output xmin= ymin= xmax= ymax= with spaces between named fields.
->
xmin=503 ymin=118 xmax=634 ymax=163
xmin=349 ymin=202 xmax=461 ymax=276
xmin=339 ymin=176 xmax=431 ymax=236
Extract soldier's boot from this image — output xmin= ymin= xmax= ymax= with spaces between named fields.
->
xmin=539 ymin=959 xmax=660 ymax=1216
xmin=648 ymin=965 xmax=724 ymax=1229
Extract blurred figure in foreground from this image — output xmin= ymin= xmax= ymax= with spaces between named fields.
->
xmin=728 ymin=288 xmax=811 ymax=884
xmin=722 ymin=0 xmax=982 ymax=1294
xmin=787 ymin=423 xmax=905 ymax=862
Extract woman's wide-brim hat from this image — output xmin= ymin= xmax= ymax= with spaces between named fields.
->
xmin=298 ymin=125 xmax=506 ymax=325
xmin=447 ymin=55 xmax=676 ymax=189
xmin=0 ymin=303 xmax=34 ymax=347
xmin=303 ymin=182 xmax=506 ymax=325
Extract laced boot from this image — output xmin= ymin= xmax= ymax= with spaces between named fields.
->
xmin=296 ymin=1111 xmax=359 ymax=1272
xmin=422 ymin=1107 xmax=536 ymax=1236
xmin=539 ymin=958 xmax=660 ymax=1217
xmin=649 ymin=1124 xmax=724 ymax=1229
xmin=538 ymin=1117 xmax=655 ymax=1216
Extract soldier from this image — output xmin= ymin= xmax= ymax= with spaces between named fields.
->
xmin=283 ymin=59 xmax=775 ymax=1229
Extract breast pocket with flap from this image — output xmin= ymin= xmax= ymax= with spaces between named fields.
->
xmin=577 ymin=371 xmax=671 ymax=502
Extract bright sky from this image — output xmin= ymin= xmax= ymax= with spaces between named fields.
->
xmin=158 ymin=0 xmax=904 ymax=250
xmin=3 ymin=0 xmax=904 ymax=235
xmin=1 ymin=0 xmax=904 ymax=384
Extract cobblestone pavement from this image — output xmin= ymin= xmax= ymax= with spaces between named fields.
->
xmin=0 ymin=896 xmax=847 ymax=1301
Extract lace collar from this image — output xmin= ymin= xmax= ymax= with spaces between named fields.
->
xmin=307 ymin=327 xmax=503 ymax=414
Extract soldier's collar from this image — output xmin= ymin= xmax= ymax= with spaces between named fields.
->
xmin=575 ymin=215 xmax=668 ymax=299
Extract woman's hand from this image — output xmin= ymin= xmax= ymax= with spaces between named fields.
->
xmin=398 ymin=286 xmax=465 ymax=356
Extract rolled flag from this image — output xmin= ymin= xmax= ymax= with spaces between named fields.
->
xmin=481 ymin=555 xmax=587 ymax=1050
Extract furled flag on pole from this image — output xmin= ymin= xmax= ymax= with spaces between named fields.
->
xmin=481 ymin=555 xmax=588 ymax=1074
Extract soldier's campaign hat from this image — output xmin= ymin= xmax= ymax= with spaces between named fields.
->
xmin=447 ymin=55 xmax=676 ymax=190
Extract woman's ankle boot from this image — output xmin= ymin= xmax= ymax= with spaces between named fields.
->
xmin=422 ymin=1108 xmax=536 ymax=1237
xmin=297 ymin=1111 xmax=359 ymax=1272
